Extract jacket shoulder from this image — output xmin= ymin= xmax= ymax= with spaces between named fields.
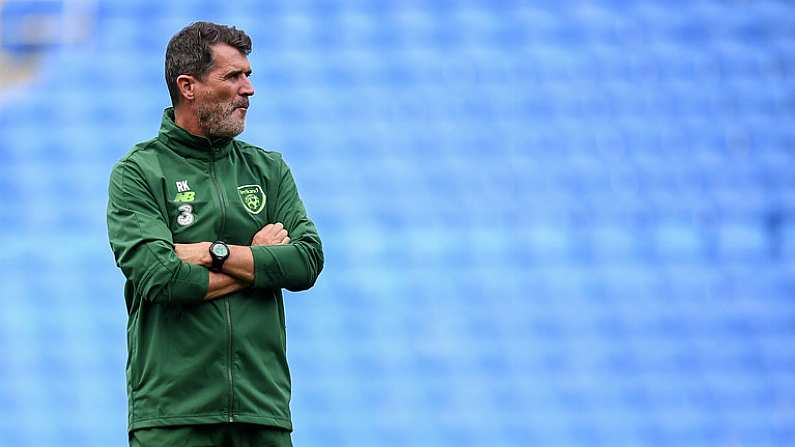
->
xmin=115 ymin=138 xmax=162 ymax=165
xmin=234 ymin=140 xmax=287 ymax=169
xmin=108 ymin=139 xmax=163 ymax=197
xmin=110 ymin=138 xmax=166 ymax=179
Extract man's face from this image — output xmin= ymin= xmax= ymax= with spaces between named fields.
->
xmin=193 ymin=43 xmax=254 ymax=139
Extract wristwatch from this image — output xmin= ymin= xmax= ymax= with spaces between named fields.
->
xmin=208 ymin=241 xmax=230 ymax=272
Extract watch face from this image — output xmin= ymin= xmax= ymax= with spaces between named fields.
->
xmin=211 ymin=243 xmax=229 ymax=257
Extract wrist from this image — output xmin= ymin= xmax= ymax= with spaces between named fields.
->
xmin=203 ymin=242 xmax=213 ymax=267
xmin=222 ymin=245 xmax=256 ymax=284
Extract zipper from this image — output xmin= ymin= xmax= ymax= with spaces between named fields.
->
xmin=225 ymin=298 xmax=234 ymax=422
xmin=209 ymin=142 xmax=228 ymax=239
xmin=209 ymin=141 xmax=234 ymax=422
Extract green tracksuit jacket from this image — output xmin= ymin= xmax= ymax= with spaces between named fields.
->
xmin=106 ymin=108 xmax=323 ymax=432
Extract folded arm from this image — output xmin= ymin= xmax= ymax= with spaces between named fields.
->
xmin=174 ymin=157 xmax=323 ymax=292
xmin=175 ymin=223 xmax=289 ymax=284
xmin=206 ymin=271 xmax=249 ymax=300
xmin=250 ymin=157 xmax=324 ymax=291
xmin=107 ymin=160 xmax=246 ymax=303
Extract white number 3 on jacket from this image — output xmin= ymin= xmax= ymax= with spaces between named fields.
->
xmin=177 ymin=204 xmax=194 ymax=226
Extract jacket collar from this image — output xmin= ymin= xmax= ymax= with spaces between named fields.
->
xmin=157 ymin=107 xmax=233 ymax=160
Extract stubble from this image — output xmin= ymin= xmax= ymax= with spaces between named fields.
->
xmin=196 ymin=97 xmax=248 ymax=140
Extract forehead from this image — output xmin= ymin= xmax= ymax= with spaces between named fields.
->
xmin=209 ymin=43 xmax=250 ymax=72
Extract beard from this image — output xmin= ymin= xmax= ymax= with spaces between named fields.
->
xmin=196 ymin=96 xmax=249 ymax=140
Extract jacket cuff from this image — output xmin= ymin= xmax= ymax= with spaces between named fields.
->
xmin=251 ymin=245 xmax=280 ymax=289
xmin=170 ymin=262 xmax=210 ymax=303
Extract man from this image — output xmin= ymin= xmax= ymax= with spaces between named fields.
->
xmin=106 ymin=22 xmax=323 ymax=447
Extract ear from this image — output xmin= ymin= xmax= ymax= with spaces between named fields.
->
xmin=176 ymin=74 xmax=198 ymax=102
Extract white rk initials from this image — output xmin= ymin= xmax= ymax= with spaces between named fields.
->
xmin=176 ymin=180 xmax=190 ymax=192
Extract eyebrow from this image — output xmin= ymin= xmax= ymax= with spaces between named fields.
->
xmin=224 ymin=68 xmax=252 ymax=78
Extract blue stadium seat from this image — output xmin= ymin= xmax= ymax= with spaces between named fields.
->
xmin=1 ymin=1 xmax=793 ymax=446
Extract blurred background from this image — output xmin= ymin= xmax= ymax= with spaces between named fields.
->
xmin=1 ymin=0 xmax=794 ymax=446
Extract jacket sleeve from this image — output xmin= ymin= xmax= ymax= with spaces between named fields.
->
xmin=250 ymin=157 xmax=324 ymax=292
xmin=107 ymin=160 xmax=209 ymax=303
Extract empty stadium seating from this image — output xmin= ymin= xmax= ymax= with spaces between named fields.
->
xmin=0 ymin=1 xmax=793 ymax=445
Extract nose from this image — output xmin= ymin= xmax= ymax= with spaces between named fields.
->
xmin=241 ymin=76 xmax=254 ymax=97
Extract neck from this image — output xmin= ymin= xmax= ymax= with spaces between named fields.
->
xmin=174 ymin=105 xmax=207 ymax=138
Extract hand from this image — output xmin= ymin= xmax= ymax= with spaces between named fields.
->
xmin=252 ymin=222 xmax=290 ymax=246
xmin=175 ymin=242 xmax=212 ymax=267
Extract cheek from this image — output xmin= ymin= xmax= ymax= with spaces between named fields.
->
xmin=193 ymin=87 xmax=213 ymax=105
xmin=195 ymin=84 xmax=227 ymax=103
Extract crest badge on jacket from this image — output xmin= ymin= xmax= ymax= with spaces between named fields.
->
xmin=237 ymin=184 xmax=266 ymax=214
